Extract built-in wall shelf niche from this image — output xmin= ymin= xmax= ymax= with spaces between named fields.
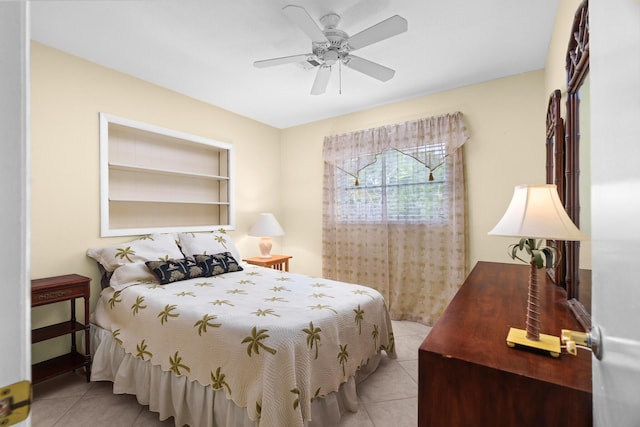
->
xmin=99 ymin=113 xmax=235 ymax=237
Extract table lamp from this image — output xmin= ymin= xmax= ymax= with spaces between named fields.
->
xmin=248 ymin=213 xmax=284 ymax=258
xmin=489 ymin=184 xmax=587 ymax=357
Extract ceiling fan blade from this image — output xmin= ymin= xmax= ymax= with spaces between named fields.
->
xmin=343 ymin=55 xmax=395 ymax=81
xmin=283 ymin=5 xmax=328 ymax=43
xmin=347 ymin=15 xmax=408 ymax=50
xmin=253 ymin=53 xmax=310 ymax=68
xmin=311 ymin=66 xmax=331 ymax=95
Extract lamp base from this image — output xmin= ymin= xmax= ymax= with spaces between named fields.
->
xmin=258 ymin=237 xmax=273 ymax=259
xmin=506 ymin=327 xmax=561 ymax=358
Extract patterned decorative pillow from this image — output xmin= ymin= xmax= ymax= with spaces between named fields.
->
xmin=194 ymin=252 xmax=243 ymax=277
xmin=145 ymin=257 xmax=205 ymax=285
xmin=177 ymin=230 xmax=241 ymax=262
xmin=87 ymin=233 xmax=184 ymax=272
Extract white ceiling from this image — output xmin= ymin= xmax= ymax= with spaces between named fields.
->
xmin=30 ymin=0 xmax=559 ymax=129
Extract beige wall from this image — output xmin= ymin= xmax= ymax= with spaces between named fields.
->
xmin=30 ymin=42 xmax=282 ymax=362
xmin=546 ymin=0 xmax=582 ymax=96
xmin=281 ymin=70 xmax=546 ymax=277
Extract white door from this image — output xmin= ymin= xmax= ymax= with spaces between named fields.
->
xmin=0 ymin=2 xmax=31 ymax=426
xmin=590 ymin=0 xmax=640 ymax=425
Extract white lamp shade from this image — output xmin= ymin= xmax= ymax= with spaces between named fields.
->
xmin=489 ymin=184 xmax=587 ymax=241
xmin=248 ymin=213 xmax=284 ymax=237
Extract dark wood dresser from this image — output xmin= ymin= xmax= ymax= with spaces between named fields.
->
xmin=418 ymin=261 xmax=592 ymax=426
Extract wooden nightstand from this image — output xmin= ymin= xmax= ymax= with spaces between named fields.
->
xmin=31 ymin=274 xmax=92 ymax=384
xmin=243 ymin=254 xmax=292 ymax=272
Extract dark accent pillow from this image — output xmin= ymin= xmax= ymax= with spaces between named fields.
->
xmin=194 ymin=252 xmax=243 ymax=277
xmin=145 ymin=257 xmax=204 ymax=285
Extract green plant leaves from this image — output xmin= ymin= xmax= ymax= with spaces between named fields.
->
xmin=507 ymin=238 xmax=558 ymax=268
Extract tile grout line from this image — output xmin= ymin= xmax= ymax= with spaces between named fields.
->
xmin=48 ymin=394 xmax=83 ymax=427
xmin=358 ymin=398 xmax=377 ymax=427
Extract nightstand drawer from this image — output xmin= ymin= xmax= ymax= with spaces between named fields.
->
xmin=32 ymin=274 xmax=90 ymax=306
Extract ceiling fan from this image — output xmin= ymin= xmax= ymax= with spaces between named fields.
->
xmin=254 ymin=5 xmax=408 ymax=95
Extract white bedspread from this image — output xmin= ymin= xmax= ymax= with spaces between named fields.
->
xmin=93 ymin=264 xmax=396 ymax=427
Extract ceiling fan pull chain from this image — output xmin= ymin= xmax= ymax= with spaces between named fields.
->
xmin=339 ymin=61 xmax=342 ymax=95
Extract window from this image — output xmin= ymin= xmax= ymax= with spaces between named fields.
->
xmin=335 ymin=145 xmax=447 ymax=224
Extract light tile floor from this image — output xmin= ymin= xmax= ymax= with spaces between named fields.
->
xmin=31 ymin=321 xmax=431 ymax=427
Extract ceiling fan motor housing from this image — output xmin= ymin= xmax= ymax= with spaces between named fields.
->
xmin=312 ymin=15 xmax=350 ymax=66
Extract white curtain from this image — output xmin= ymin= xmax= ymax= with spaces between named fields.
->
xmin=322 ymin=112 xmax=468 ymax=325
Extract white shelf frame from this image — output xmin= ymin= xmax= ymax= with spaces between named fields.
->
xmin=99 ymin=113 xmax=235 ymax=237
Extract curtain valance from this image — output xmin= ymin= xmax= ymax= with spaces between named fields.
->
xmin=323 ymin=112 xmax=468 ymax=184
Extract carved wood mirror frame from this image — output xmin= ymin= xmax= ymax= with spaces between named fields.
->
xmin=546 ymin=0 xmax=590 ymax=329
xmin=546 ymin=0 xmax=591 ymax=331
xmin=565 ymin=0 xmax=589 ymax=302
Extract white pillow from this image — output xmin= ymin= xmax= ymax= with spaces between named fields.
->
xmin=177 ymin=230 xmax=241 ymax=261
xmin=109 ymin=262 xmax=159 ymax=291
xmin=87 ymin=233 xmax=184 ymax=272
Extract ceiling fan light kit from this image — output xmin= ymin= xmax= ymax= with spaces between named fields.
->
xmin=254 ymin=4 xmax=408 ymax=95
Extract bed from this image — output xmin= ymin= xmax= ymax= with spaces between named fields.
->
xmin=87 ymin=231 xmax=396 ymax=427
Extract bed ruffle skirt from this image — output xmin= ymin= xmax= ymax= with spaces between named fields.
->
xmin=90 ymin=324 xmax=380 ymax=427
